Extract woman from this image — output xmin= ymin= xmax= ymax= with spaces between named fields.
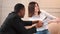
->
xmin=28 ymin=2 xmax=56 ymax=34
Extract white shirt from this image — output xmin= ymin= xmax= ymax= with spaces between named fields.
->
xmin=29 ymin=10 xmax=56 ymax=31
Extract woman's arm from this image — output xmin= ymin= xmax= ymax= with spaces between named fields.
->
xmin=40 ymin=10 xmax=56 ymax=19
xmin=25 ymin=24 xmax=36 ymax=29
xmin=25 ymin=20 xmax=43 ymax=29
xmin=48 ymin=18 xmax=60 ymax=24
xmin=44 ymin=10 xmax=56 ymax=19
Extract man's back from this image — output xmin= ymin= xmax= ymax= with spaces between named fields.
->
xmin=0 ymin=12 xmax=28 ymax=34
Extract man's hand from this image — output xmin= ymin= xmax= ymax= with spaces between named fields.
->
xmin=32 ymin=20 xmax=39 ymax=24
xmin=36 ymin=21 xmax=43 ymax=28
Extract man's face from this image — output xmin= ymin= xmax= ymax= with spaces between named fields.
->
xmin=19 ymin=8 xmax=25 ymax=18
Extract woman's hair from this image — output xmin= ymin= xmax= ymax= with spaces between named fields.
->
xmin=28 ymin=2 xmax=41 ymax=17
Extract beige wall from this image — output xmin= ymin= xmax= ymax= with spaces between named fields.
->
xmin=0 ymin=0 xmax=60 ymax=27
xmin=0 ymin=0 xmax=2 ymax=26
xmin=31 ymin=0 xmax=60 ymax=17
xmin=0 ymin=0 xmax=29 ymax=27
xmin=39 ymin=0 xmax=60 ymax=17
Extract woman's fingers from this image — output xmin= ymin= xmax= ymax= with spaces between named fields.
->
xmin=48 ymin=18 xmax=60 ymax=24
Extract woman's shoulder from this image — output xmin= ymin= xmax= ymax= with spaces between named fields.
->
xmin=40 ymin=10 xmax=50 ymax=16
xmin=39 ymin=10 xmax=47 ymax=16
xmin=40 ymin=10 xmax=47 ymax=14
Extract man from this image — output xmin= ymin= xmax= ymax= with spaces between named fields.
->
xmin=0 ymin=3 xmax=39 ymax=34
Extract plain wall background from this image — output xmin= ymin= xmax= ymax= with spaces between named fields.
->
xmin=0 ymin=0 xmax=2 ymax=26
xmin=0 ymin=0 xmax=60 ymax=27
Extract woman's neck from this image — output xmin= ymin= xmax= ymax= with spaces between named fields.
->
xmin=34 ymin=12 xmax=39 ymax=16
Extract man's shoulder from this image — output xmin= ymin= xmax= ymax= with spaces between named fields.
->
xmin=6 ymin=12 xmax=17 ymax=20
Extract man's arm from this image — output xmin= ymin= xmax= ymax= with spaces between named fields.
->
xmin=22 ymin=21 xmax=32 ymax=26
xmin=22 ymin=21 xmax=39 ymax=26
xmin=11 ymin=19 xmax=28 ymax=34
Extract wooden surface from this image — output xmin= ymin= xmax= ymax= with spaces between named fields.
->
xmin=48 ymin=23 xmax=60 ymax=34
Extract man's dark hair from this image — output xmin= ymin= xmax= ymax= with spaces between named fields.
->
xmin=14 ymin=3 xmax=25 ymax=13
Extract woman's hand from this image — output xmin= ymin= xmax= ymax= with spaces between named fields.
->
xmin=48 ymin=18 xmax=60 ymax=24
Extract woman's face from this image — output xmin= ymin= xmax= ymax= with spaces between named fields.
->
xmin=35 ymin=4 xmax=39 ymax=13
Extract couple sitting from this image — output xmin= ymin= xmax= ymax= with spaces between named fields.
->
xmin=0 ymin=1 xmax=60 ymax=34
